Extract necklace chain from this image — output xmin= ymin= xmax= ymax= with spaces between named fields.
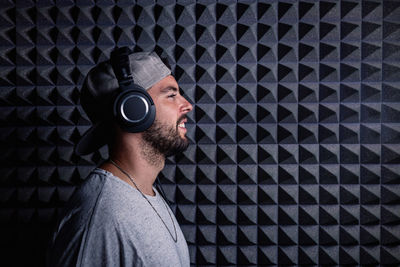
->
xmin=109 ymin=159 xmax=177 ymax=243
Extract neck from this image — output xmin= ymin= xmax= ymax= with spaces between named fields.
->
xmin=100 ymin=133 xmax=165 ymax=196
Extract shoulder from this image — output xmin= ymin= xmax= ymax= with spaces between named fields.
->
xmin=64 ymin=168 xmax=110 ymax=214
xmin=53 ymin=168 xmax=135 ymax=236
xmin=70 ymin=168 xmax=137 ymax=207
xmin=90 ymin=169 xmax=143 ymax=213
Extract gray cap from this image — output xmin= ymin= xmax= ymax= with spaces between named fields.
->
xmin=76 ymin=51 xmax=171 ymax=155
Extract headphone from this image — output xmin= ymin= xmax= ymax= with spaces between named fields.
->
xmin=110 ymin=47 xmax=156 ymax=133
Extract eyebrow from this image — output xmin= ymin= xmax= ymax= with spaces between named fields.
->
xmin=161 ymin=86 xmax=178 ymax=93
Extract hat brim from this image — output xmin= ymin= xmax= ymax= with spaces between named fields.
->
xmin=76 ymin=122 xmax=112 ymax=156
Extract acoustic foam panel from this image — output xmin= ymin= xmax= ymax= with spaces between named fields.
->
xmin=0 ymin=0 xmax=399 ymax=266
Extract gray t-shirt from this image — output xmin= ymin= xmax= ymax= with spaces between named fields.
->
xmin=47 ymin=168 xmax=190 ymax=267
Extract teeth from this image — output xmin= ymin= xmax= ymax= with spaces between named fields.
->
xmin=178 ymin=123 xmax=185 ymax=128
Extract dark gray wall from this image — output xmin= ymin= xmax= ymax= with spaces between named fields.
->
xmin=0 ymin=0 xmax=399 ymax=266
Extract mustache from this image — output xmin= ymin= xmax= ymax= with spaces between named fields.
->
xmin=177 ymin=115 xmax=187 ymax=125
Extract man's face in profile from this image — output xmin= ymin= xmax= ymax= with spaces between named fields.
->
xmin=143 ymin=75 xmax=193 ymax=157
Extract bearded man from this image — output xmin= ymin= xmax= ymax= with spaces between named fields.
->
xmin=46 ymin=48 xmax=192 ymax=267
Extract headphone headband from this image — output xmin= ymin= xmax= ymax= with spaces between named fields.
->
xmin=111 ymin=47 xmax=134 ymax=86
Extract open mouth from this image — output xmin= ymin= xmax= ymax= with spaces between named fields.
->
xmin=177 ymin=116 xmax=187 ymax=129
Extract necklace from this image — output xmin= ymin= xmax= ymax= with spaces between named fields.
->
xmin=109 ymin=159 xmax=177 ymax=243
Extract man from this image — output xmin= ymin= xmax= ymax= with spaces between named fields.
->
xmin=47 ymin=48 xmax=192 ymax=266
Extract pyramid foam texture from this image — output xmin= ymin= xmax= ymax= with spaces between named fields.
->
xmin=0 ymin=1 xmax=399 ymax=266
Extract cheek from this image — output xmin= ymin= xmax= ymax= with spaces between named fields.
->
xmin=155 ymin=104 xmax=177 ymax=124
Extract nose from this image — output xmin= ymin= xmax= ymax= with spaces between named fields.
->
xmin=180 ymin=95 xmax=193 ymax=113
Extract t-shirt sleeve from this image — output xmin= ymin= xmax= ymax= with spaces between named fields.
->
xmin=78 ymin=218 xmax=144 ymax=267
xmin=47 ymin=175 xmax=145 ymax=267
xmin=48 ymin=211 xmax=145 ymax=267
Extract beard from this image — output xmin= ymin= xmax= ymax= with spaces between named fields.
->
xmin=142 ymin=115 xmax=189 ymax=157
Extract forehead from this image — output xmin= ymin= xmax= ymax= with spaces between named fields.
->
xmin=148 ymin=75 xmax=179 ymax=93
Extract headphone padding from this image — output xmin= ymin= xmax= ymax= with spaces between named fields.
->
xmin=113 ymin=85 xmax=155 ymax=133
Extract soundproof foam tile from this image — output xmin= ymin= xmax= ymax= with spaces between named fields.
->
xmin=1 ymin=1 xmax=400 ymax=266
xmin=299 ymin=206 xmax=319 ymax=228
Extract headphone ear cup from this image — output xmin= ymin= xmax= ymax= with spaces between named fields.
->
xmin=113 ymin=85 xmax=156 ymax=133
